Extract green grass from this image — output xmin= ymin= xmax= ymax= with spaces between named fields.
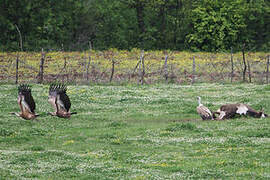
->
xmin=0 ymin=83 xmax=270 ymax=179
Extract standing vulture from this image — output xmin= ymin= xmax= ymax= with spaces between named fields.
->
xmin=14 ymin=84 xmax=37 ymax=120
xmin=48 ymin=83 xmax=76 ymax=118
xmin=196 ymin=96 xmax=213 ymax=120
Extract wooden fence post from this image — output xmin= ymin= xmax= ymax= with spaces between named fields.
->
xmin=141 ymin=51 xmax=145 ymax=85
xmin=131 ymin=59 xmax=140 ymax=81
xmin=247 ymin=59 xmax=251 ymax=83
xmin=164 ymin=54 xmax=168 ymax=83
xmin=138 ymin=50 xmax=145 ymax=85
xmin=267 ymin=55 xmax=269 ymax=84
xmin=83 ymin=53 xmax=87 ymax=79
xmin=192 ymin=56 xmax=195 ymax=84
xmin=242 ymin=44 xmax=247 ymax=82
xmin=64 ymin=57 xmax=67 ymax=82
xmin=230 ymin=47 xmax=234 ymax=83
xmin=137 ymin=53 xmax=141 ymax=85
xmin=38 ymin=48 xmax=45 ymax=83
xmin=86 ymin=52 xmax=91 ymax=82
xmin=15 ymin=56 xmax=19 ymax=84
xmin=110 ymin=59 xmax=115 ymax=82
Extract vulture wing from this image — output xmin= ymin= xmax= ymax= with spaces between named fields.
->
xmin=59 ymin=92 xmax=71 ymax=112
xmin=18 ymin=84 xmax=36 ymax=113
xmin=25 ymin=91 xmax=36 ymax=113
xmin=49 ymin=83 xmax=71 ymax=112
xmin=197 ymin=105 xmax=213 ymax=120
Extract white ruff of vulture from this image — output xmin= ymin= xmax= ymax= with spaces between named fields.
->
xmin=214 ymin=103 xmax=268 ymax=120
xmin=48 ymin=83 xmax=76 ymax=118
xmin=196 ymin=96 xmax=213 ymax=120
xmin=15 ymin=84 xmax=37 ymax=120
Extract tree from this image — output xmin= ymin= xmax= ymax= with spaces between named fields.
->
xmin=0 ymin=0 xmax=269 ymax=51
xmin=244 ymin=0 xmax=270 ymax=51
xmin=92 ymin=0 xmax=138 ymax=50
xmin=187 ymin=0 xmax=247 ymax=51
xmin=0 ymin=0 xmax=86 ymax=51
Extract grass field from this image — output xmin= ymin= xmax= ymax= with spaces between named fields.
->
xmin=0 ymin=83 xmax=270 ymax=179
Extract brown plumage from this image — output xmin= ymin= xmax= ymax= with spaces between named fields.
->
xmin=48 ymin=83 xmax=76 ymax=118
xmin=196 ymin=96 xmax=213 ymax=120
xmin=14 ymin=84 xmax=37 ymax=120
xmin=213 ymin=103 xmax=268 ymax=120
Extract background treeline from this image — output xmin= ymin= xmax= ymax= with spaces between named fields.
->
xmin=1 ymin=0 xmax=270 ymax=52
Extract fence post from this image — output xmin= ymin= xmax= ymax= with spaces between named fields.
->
xmin=242 ymin=44 xmax=247 ymax=82
xmin=267 ymin=55 xmax=269 ymax=84
xmin=64 ymin=57 xmax=67 ymax=82
xmin=164 ymin=54 xmax=168 ymax=83
xmin=230 ymin=47 xmax=234 ymax=83
xmin=131 ymin=59 xmax=140 ymax=81
xmin=38 ymin=48 xmax=45 ymax=84
xmin=15 ymin=56 xmax=19 ymax=84
xmin=83 ymin=53 xmax=86 ymax=79
xmin=110 ymin=59 xmax=115 ymax=82
xmin=247 ymin=59 xmax=251 ymax=83
xmin=86 ymin=52 xmax=91 ymax=82
xmin=141 ymin=51 xmax=145 ymax=85
xmin=138 ymin=50 xmax=145 ymax=85
xmin=192 ymin=56 xmax=195 ymax=84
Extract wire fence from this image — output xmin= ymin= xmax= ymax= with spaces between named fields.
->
xmin=0 ymin=50 xmax=269 ymax=84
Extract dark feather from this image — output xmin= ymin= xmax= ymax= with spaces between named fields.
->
xmin=59 ymin=93 xmax=71 ymax=111
xmin=49 ymin=83 xmax=71 ymax=111
xmin=18 ymin=84 xmax=36 ymax=113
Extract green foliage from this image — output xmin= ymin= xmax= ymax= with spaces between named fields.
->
xmin=0 ymin=0 xmax=85 ymax=51
xmin=0 ymin=0 xmax=269 ymax=51
xmin=187 ymin=0 xmax=247 ymax=51
xmin=187 ymin=0 xmax=270 ymax=51
xmin=93 ymin=0 xmax=138 ymax=50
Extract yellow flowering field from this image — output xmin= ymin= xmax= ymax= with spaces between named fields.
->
xmin=0 ymin=50 xmax=269 ymax=83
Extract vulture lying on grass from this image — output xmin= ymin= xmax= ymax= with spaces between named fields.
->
xmin=12 ymin=84 xmax=38 ymax=120
xmin=48 ymin=83 xmax=76 ymax=118
xmin=213 ymin=103 xmax=268 ymax=120
xmin=196 ymin=96 xmax=214 ymax=120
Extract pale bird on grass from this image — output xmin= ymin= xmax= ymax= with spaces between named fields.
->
xmin=196 ymin=96 xmax=213 ymax=120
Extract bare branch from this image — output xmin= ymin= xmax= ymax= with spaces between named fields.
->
xmin=14 ymin=24 xmax=23 ymax=51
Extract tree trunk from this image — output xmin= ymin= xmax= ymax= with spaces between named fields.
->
xmin=15 ymin=24 xmax=23 ymax=51
xmin=134 ymin=0 xmax=145 ymax=45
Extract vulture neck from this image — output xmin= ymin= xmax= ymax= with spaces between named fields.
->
xmin=198 ymin=98 xmax=203 ymax=106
